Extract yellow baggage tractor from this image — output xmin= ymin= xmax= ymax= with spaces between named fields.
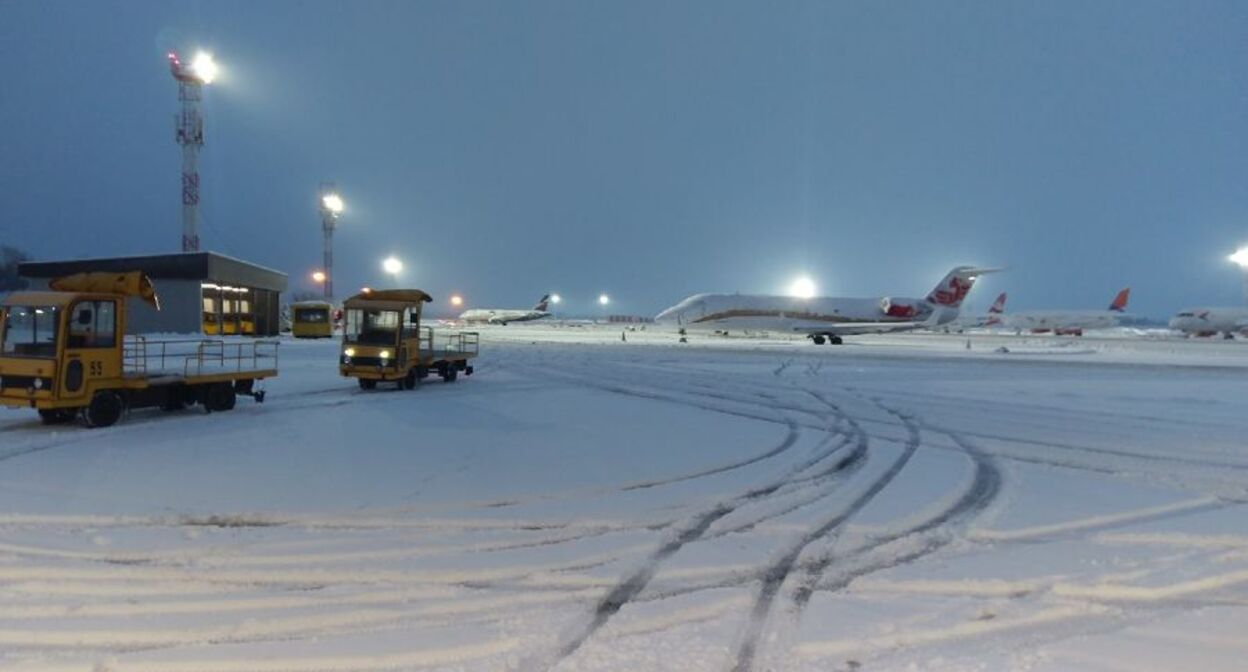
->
xmin=339 ymin=289 xmax=478 ymax=390
xmin=0 ymin=272 xmax=278 ymax=428
xmin=291 ymin=300 xmax=335 ymax=339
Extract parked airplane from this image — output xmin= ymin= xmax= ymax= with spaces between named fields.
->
xmin=941 ymin=292 xmax=1007 ymax=332
xmin=459 ymin=295 xmax=552 ymax=325
xmin=1169 ymin=307 xmax=1248 ymax=339
xmin=655 ymin=266 xmax=997 ymax=344
xmin=999 ymin=288 xmax=1130 ymax=336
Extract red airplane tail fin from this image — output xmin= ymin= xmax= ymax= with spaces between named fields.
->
xmin=988 ymin=292 xmax=1007 ymax=314
xmin=1108 ymin=288 xmax=1130 ymax=312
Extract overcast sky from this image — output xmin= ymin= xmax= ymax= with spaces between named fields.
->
xmin=2 ymin=0 xmax=1246 ymax=317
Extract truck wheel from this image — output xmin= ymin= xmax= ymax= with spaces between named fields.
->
xmin=358 ymin=379 xmax=377 ymax=390
xmin=38 ymin=408 xmax=77 ymax=425
xmin=205 ymin=383 xmax=237 ymax=412
xmin=402 ymin=369 xmax=418 ymax=390
xmin=444 ymin=366 xmax=458 ymax=382
xmin=84 ymin=391 xmax=124 ymax=428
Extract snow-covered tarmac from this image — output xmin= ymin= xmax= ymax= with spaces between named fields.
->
xmin=2 ymin=326 xmax=1247 ymax=671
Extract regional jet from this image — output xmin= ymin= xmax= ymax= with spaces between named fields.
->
xmin=459 ymin=295 xmax=552 ymax=325
xmin=999 ymin=288 xmax=1130 ymax=336
xmin=1169 ymin=307 xmax=1248 ymax=339
xmin=655 ymin=266 xmax=997 ymax=344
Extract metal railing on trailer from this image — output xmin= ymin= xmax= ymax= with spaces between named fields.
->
xmin=416 ymin=327 xmax=479 ymax=359
xmin=123 ymin=337 xmax=281 ymax=378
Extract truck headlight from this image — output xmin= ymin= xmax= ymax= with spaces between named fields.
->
xmin=344 ymin=348 xmax=356 ymax=357
xmin=379 ymin=350 xmax=391 ymax=360
xmin=33 ymin=378 xmax=43 ymax=390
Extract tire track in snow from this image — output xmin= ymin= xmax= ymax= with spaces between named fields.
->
xmin=729 ymin=394 xmax=920 ymax=672
xmin=540 ymin=396 xmax=862 ymax=667
xmin=792 ymin=426 xmax=1003 ymax=608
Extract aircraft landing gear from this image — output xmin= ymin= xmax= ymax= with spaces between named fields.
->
xmin=812 ymin=335 xmax=826 ymax=345
xmin=810 ymin=334 xmax=843 ymax=345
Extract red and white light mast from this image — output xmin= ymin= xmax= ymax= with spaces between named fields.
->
xmin=319 ymin=185 xmax=344 ymax=300
xmin=168 ymin=50 xmax=218 ymax=253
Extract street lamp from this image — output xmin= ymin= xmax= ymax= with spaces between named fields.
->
xmin=450 ymin=295 xmax=464 ymax=308
xmin=1230 ymin=247 xmax=1248 ymax=302
xmin=598 ymin=293 xmax=610 ymax=306
xmin=550 ymin=294 xmax=562 ymax=305
xmin=319 ymin=185 xmax=344 ymax=300
xmin=311 ymin=270 xmax=327 ymax=285
xmin=788 ymin=276 xmax=817 ymax=299
xmin=382 ymin=256 xmax=403 ymax=286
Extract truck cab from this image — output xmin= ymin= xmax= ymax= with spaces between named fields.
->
xmin=1 ymin=291 xmax=122 ymax=421
xmin=339 ymin=289 xmax=477 ymax=390
xmin=1 ymin=271 xmax=278 ymax=428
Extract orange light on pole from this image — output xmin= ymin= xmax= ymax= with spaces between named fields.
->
xmin=311 ymin=270 xmax=327 ymax=284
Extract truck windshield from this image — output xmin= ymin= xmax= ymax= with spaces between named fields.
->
xmin=2 ymin=306 xmax=60 ymax=357
xmin=295 ymin=308 xmax=330 ymax=323
xmin=345 ymin=308 xmax=399 ymax=345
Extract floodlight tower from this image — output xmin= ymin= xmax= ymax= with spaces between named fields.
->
xmin=319 ymin=186 xmax=344 ymax=299
xmin=168 ymin=51 xmax=217 ymax=252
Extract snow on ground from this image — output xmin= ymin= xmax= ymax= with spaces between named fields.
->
xmin=2 ymin=325 xmax=1247 ymax=671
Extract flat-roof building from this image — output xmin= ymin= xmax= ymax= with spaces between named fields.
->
xmin=19 ymin=252 xmax=287 ymax=336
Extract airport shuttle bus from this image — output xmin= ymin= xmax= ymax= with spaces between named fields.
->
xmin=339 ymin=289 xmax=478 ymax=390
xmin=291 ymin=300 xmax=335 ymax=339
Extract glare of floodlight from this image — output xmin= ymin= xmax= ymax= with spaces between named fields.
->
xmin=450 ymin=295 xmax=464 ymax=307
xmin=788 ymin=276 xmax=817 ymax=299
xmin=321 ymin=193 xmax=344 ymax=215
xmin=382 ymin=256 xmax=403 ymax=275
xmin=190 ymin=51 xmax=219 ymax=84
xmin=311 ymin=271 xmax=326 ymax=283
xmin=550 ymin=294 xmax=562 ymax=304
xmin=1229 ymin=247 xmax=1248 ymax=268
xmin=598 ymin=294 xmax=610 ymax=306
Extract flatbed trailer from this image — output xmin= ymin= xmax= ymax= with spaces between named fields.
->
xmin=0 ymin=272 xmax=278 ymax=427
xmin=338 ymin=289 xmax=478 ymax=390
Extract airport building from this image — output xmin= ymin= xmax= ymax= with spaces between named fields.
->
xmin=19 ymin=252 xmax=287 ymax=336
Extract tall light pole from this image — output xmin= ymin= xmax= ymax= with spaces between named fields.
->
xmin=319 ymin=186 xmax=344 ymax=300
xmin=168 ymin=51 xmax=217 ymax=252
xmin=1230 ymin=247 xmax=1248 ymax=303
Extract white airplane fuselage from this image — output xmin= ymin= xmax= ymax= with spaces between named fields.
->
xmin=1002 ymin=310 xmax=1124 ymax=334
xmin=655 ymin=293 xmax=958 ymax=335
xmin=1169 ymin=307 xmax=1248 ymax=337
xmin=655 ymin=266 xmax=993 ymax=342
xmin=459 ymin=309 xmax=550 ymax=325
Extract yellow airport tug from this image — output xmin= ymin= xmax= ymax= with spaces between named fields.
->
xmin=339 ymin=289 xmax=478 ymax=390
xmin=0 ymin=272 xmax=278 ymax=428
xmin=291 ymin=300 xmax=335 ymax=338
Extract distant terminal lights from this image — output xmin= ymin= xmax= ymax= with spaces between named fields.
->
xmin=607 ymin=315 xmax=655 ymax=324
